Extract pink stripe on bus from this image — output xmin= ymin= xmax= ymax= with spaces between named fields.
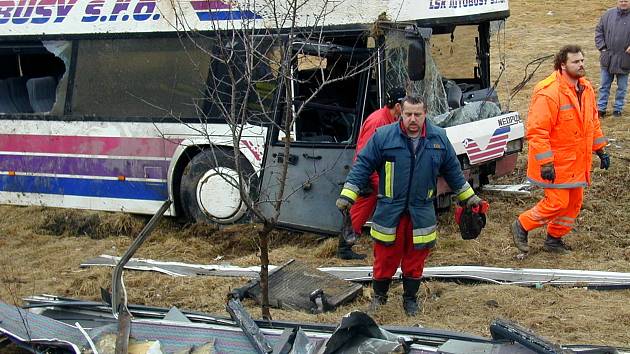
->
xmin=0 ymin=134 xmax=181 ymax=158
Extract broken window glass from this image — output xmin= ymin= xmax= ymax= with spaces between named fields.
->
xmin=0 ymin=41 xmax=67 ymax=114
xmin=430 ymin=25 xmax=480 ymax=80
xmin=43 ymin=41 xmax=71 ymax=115
xmin=291 ymin=48 xmax=367 ymax=144
xmin=384 ymin=31 xmax=449 ymax=118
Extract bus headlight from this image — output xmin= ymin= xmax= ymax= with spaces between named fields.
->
xmin=505 ymin=138 xmax=523 ymax=154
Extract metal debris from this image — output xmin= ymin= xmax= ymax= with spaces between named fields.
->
xmin=226 ymin=298 xmax=273 ymax=354
xmin=82 ymin=255 xmax=630 ymax=289
xmin=481 ymin=183 xmax=534 ymax=196
xmin=12 ymin=296 xmax=630 ymax=353
xmin=82 ymin=254 xmax=267 ymax=278
xmin=234 ymin=260 xmax=363 ymax=313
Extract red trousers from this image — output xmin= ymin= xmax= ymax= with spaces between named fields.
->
xmin=372 ymin=213 xmax=431 ymax=280
xmin=350 ymin=176 xmax=378 ymax=234
xmin=518 ymin=187 xmax=583 ymax=238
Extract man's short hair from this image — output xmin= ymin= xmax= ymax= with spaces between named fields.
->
xmin=401 ymin=95 xmax=427 ymax=111
xmin=385 ymin=87 xmax=406 ymax=108
xmin=554 ymin=45 xmax=583 ymax=72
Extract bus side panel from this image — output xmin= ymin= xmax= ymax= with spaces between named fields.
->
xmin=0 ymin=120 xmax=175 ymax=214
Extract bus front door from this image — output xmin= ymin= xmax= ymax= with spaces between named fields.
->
xmin=258 ymin=43 xmax=372 ymax=234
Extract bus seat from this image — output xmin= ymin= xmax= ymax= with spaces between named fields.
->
xmin=7 ymin=77 xmax=34 ymax=113
xmin=444 ymin=80 xmax=463 ymax=110
xmin=0 ymin=80 xmax=19 ymax=114
xmin=27 ymin=76 xmax=57 ymax=113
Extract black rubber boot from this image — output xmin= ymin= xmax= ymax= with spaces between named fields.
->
xmin=402 ymin=277 xmax=422 ymax=317
xmin=511 ymin=219 xmax=529 ymax=253
xmin=543 ymin=235 xmax=571 ymax=254
xmin=337 ymin=235 xmax=367 ymax=260
xmin=368 ymin=279 xmax=390 ymax=314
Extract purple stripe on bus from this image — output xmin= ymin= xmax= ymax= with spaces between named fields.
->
xmin=0 ymin=134 xmax=181 ymax=158
xmin=189 ymin=0 xmax=231 ymax=11
xmin=0 ymin=155 xmax=170 ymax=179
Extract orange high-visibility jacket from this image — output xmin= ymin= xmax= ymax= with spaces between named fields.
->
xmin=526 ymin=71 xmax=608 ymax=188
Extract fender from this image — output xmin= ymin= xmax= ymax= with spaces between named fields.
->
xmin=165 ymin=127 xmax=268 ymax=216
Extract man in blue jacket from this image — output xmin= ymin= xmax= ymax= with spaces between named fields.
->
xmin=336 ymin=95 xmax=483 ymax=316
xmin=595 ymin=0 xmax=630 ymax=117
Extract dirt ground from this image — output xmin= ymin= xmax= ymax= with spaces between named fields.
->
xmin=1 ymin=0 xmax=630 ymax=349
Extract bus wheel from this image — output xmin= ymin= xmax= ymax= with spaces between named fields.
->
xmin=179 ymin=150 xmax=254 ymax=224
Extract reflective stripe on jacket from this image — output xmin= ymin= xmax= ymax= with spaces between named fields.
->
xmin=340 ymin=120 xmax=471 ymax=249
xmin=526 ymin=71 xmax=608 ymax=188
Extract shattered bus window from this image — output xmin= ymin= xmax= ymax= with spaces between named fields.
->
xmin=292 ymin=50 xmax=365 ymax=143
xmin=430 ymin=25 xmax=479 ymax=81
xmin=0 ymin=41 xmax=68 ymax=114
xmin=384 ymin=31 xmax=449 ymax=118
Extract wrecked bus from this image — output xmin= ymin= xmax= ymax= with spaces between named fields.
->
xmin=0 ymin=0 xmax=523 ymax=234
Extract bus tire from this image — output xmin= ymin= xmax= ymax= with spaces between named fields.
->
xmin=179 ymin=149 xmax=256 ymax=224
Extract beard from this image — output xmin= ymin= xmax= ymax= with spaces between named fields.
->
xmin=566 ymin=67 xmax=586 ymax=79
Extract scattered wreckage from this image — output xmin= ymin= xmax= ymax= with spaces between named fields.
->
xmin=82 ymin=255 xmax=630 ymax=290
xmin=3 ymin=198 xmax=629 ymax=353
xmin=1 ymin=295 xmax=627 ymax=354
xmin=3 ymin=248 xmax=629 ymax=353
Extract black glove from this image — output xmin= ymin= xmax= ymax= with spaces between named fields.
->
xmin=540 ymin=163 xmax=555 ymax=182
xmin=596 ymin=150 xmax=610 ymax=170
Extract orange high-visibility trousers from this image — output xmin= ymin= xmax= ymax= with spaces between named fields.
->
xmin=518 ymin=187 xmax=584 ymax=238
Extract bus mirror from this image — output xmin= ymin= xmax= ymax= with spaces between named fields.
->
xmin=408 ymin=39 xmax=426 ymax=81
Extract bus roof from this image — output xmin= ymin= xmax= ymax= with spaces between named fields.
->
xmin=0 ymin=0 xmax=509 ymax=37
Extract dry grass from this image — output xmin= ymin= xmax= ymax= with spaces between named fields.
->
xmin=1 ymin=0 xmax=630 ymax=349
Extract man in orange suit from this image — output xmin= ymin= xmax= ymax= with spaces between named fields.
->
xmin=511 ymin=45 xmax=610 ymax=254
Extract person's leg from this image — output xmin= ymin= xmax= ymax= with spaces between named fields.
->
xmin=516 ymin=188 xmax=570 ymax=252
xmin=598 ymin=68 xmax=614 ymax=113
xmin=372 ymin=223 xmax=405 ymax=280
xmin=400 ymin=214 xmax=430 ymax=316
xmin=400 ymin=213 xmax=431 ymax=279
xmin=370 ymin=218 xmax=405 ymax=312
xmin=544 ymin=188 xmax=584 ymax=253
xmin=613 ymin=73 xmax=628 ymax=114
xmin=519 ymin=188 xmax=570 ymax=231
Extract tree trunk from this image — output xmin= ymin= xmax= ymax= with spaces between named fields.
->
xmin=258 ymin=223 xmax=273 ymax=320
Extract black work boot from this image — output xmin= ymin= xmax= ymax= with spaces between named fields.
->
xmin=511 ymin=219 xmax=529 ymax=253
xmin=368 ymin=279 xmax=390 ymax=314
xmin=402 ymin=277 xmax=422 ymax=317
xmin=543 ymin=235 xmax=571 ymax=254
xmin=337 ymin=235 xmax=367 ymax=260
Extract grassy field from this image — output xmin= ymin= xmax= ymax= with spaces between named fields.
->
xmin=1 ymin=0 xmax=630 ymax=348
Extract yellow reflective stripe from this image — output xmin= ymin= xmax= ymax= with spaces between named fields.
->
xmin=370 ymin=227 xmax=395 ymax=243
xmin=457 ymin=186 xmax=475 ymax=201
xmin=413 ymin=231 xmax=437 ymax=245
xmin=384 ymin=161 xmax=393 ymax=198
xmin=340 ymin=188 xmax=358 ymax=202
